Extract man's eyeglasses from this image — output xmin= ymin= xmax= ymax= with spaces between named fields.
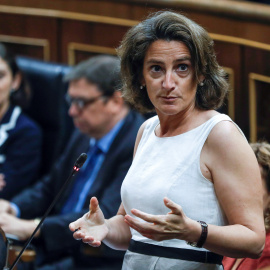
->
xmin=65 ymin=94 xmax=106 ymax=110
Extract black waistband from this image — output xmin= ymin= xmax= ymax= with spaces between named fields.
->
xmin=128 ymin=239 xmax=223 ymax=265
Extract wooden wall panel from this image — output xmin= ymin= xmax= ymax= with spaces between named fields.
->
xmin=60 ymin=20 xmax=130 ymax=63
xmin=213 ymin=42 xmax=242 ymax=123
xmin=245 ymin=48 xmax=270 ymax=142
xmin=0 ymin=13 xmax=58 ymax=61
xmin=0 ymin=1 xmax=269 ymax=140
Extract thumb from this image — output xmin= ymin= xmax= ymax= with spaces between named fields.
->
xmin=69 ymin=220 xmax=78 ymax=232
xmin=89 ymin=196 xmax=99 ymax=213
xmin=164 ymin=197 xmax=182 ymax=215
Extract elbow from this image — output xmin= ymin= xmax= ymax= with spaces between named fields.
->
xmin=249 ymin=246 xmax=264 ymax=259
xmin=248 ymin=235 xmax=265 ymax=259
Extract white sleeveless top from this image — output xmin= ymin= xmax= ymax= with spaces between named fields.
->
xmin=121 ymin=114 xmax=244 ymax=270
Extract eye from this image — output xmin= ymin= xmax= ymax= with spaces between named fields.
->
xmin=177 ymin=64 xmax=188 ymax=71
xmin=150 ymin=65 xmax=162 ymax=72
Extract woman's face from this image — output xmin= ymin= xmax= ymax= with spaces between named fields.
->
xmin=0 ymin=57 xmax=15 ymax=108
xmin=142 ymin=40 xmax=203 ymax=116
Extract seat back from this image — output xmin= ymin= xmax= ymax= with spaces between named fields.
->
xmin=16 ymin=56 xmax=74 ymax=176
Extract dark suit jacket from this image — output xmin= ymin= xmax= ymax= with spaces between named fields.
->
xmin=12 ymin=110 xmax=144 ymax=260
xmin=0 ymin=105 xmax=42 ymax=199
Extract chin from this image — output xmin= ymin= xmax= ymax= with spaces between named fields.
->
xmin=158 ymin=106 xmax=181 ymax=116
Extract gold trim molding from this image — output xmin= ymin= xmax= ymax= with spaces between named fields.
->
xmin=68 ymin=43 xmax=117 ymax=65
xmin=210 ymin=33 xmax=270 ymax=52
xmin=249 ymin=73 xmax=270 ymax=142
xmin=0 ymin=5 xmax=138 ymax=27
xmin=0 ymin=5 xmax=270 ymax=52
xmin=0 ymin=34 xmax=50 ymax=61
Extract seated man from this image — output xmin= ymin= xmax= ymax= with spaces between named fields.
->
xmin=0 ymin=55 xmax=144 ymax=270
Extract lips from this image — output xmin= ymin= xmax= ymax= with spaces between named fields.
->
xmin=160 ymin=96 xmax=177 ymax=101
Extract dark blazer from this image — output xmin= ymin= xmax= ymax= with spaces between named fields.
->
xmin=0 ymin=105 xmax=42 ymax=199
xmin=12 ymin=110 xmax=144 ymax=259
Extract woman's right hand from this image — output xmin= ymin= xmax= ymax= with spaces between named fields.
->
xmin=69 ymin=197 xmax=109 ymax=247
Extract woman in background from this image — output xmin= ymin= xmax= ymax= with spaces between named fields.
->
xmin=0 ymin=43 xmax=42 ymax=199
xmin=223 ymin=141 xmax=270 ymax=270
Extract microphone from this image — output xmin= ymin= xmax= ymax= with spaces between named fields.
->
xmin=74 ymin=153 xmax=87 ymax=170
xmin=7 ymin=153 xmax=87 ymax=270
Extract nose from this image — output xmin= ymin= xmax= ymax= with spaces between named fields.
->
xmin=68 ymin=103 xmax=79 ymax=117
xmin=162 ymin=71 xmax=176 ymax=90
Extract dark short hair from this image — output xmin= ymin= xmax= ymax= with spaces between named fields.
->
xmin=118 ymin=10 xmax=229 ymax=113
xmin=64 ymin=55 xmax=122 ymax=97
xmin=0 ymin=43 xmax=31 ymax=109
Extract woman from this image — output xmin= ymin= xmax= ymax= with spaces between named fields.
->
xmin=69 ymin=11 xmax=265 ymax=269
xmin=223 ymin=142 xmax=270 ymax=270
xmin=0 ymin=43 xmax=42 ymax=199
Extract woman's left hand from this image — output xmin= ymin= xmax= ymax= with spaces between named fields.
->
xmin=124 ymin=197 xmax=200 ymax=242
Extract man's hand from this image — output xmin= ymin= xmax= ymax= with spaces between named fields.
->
xmin=0 ymin=213 xmax=40 ymax=241
xmin=69 ymin=197 xmax=109 ymax=247
xmin=0 ymin=199 xmax=16 ymax=215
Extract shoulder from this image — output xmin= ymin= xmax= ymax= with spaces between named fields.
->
xmin=206 ymin=117 xmax=248 ymax=156
xmin=16 ymin=112 xmax=42 ymax=136
xmin=203 ymin=116 xmax=260 ymax=186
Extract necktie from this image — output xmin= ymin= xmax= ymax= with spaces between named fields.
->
xmin=61 ymin=143 xmax=101 ymax=214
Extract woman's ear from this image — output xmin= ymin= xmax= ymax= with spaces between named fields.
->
xmin=11 ymin=72 xmax=22 ymax=91
xmin=140 ymin=75 xmax=146 ymax=87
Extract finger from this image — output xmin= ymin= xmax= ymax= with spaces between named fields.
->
xmin=69 ymin=220 xmax=82 ymax=231
xmin=72 ymin=230 xmax=84 ymax=240
xmin=164 ymin=197 xmax=182 ymax=215
xmin=124 ymin=218 xmax=144 ymax=234
xmin=85 ymin=240 xmax=101 ymax=247
xmin=130 ymin=209 xmax=162 ymax=225
xmin=89 ymin=197 xmax=99 ymax=213
xmin=80 ymin=235 xmax=101 ymax=247
xmin=125 ymin=215 xmax=155 ymax=234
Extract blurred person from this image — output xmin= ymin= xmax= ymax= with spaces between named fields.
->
xmin=223 ymin=141 xmax=270 ymax=270
xmin=0 ymin=55 xmax=144 ymax=270
xmin=0 ymin=43 xmax=42 ymax=199
xmin=0 ymin=226 xmax=7 ymax=270
xmin=69 ymin=11 xmax=265 ymax=270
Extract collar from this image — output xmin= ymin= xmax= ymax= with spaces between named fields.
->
xmin=89 ymin=118 xmax=125 ymax=154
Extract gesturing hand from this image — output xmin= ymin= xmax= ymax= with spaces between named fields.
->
xmin=69 ymin=197 xmax=109 ymax=247
xmin=124 ymin=197 xmax=197 ymax=242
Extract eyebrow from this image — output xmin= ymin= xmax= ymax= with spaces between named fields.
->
xmin=145 ymin=56 xmax=192 ymax=65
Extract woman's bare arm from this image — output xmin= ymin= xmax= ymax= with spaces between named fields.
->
xmin=103 ymin=203 xmax=131 ymax=250
xmin=201 ymin=120 xmax=265 ymax=258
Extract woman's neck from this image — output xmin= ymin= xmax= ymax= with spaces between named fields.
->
xmin=156 ymin=107 xmax=201 ymax=137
